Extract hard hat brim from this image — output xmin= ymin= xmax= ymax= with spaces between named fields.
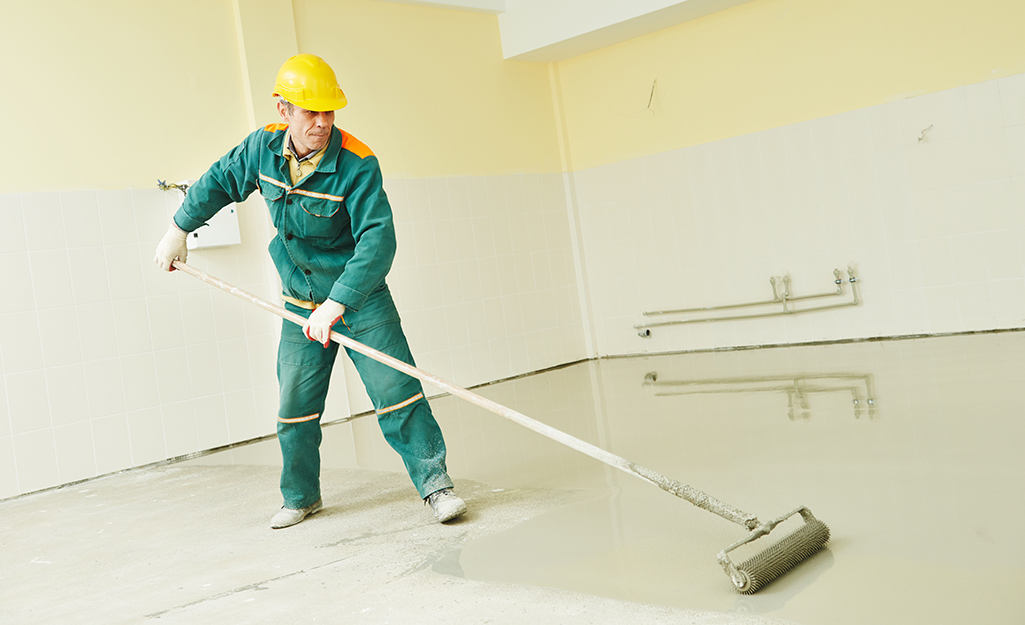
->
xmin=274 ymin=93 xmax=348 ymax=112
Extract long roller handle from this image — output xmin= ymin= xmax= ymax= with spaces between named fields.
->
xmin=171 ymin=260 xmax=759 ymax=529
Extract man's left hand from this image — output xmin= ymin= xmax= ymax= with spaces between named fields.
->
xmin=303 ymin=299 xmax=346 ymax=347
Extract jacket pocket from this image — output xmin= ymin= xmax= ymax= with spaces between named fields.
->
xmin=296 ymin=195 xmax=346 ymax=240
xmin=259 ymin=179 xmax=288 ymax=228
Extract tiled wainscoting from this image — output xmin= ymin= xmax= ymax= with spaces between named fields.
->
xmin=0 ymin=171 xmax=587 ymax=498
xmin=573 ymin=73 xmax=1025 ymax=355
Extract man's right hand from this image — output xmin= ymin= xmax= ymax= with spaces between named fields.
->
xmin=154 ymin=223 xmax=189 ymax=271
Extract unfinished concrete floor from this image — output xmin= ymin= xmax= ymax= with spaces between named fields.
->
xmin=3 ymin=331 xmax=1025 ymax=624
xmin=1 ymin=463 xmax=788 ymax=624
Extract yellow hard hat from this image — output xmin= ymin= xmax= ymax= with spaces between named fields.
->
xmin=272 ymin=54 xmax=347 ymax=112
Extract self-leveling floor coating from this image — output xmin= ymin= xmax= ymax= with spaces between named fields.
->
xmin=3 ymin=332 xmax=1023 ymax=624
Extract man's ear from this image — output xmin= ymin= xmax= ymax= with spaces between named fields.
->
xmin=276 ymin=100 xmax=290 ymax=123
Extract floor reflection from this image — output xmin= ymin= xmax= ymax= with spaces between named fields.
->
xmin=432 ymin=332 xmax=1025 ymax=625
xmin=642 ymin=370 xmax=877 ymax=421
xmin=190 ymin=331 xmax=1025 ymax=624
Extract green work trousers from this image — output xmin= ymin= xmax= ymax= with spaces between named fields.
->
xmin=276 ymin=286 xmax=453 ymax=509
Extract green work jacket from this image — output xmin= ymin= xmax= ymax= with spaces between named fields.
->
xmin=173 ymin=124 xmax=396 ymax=311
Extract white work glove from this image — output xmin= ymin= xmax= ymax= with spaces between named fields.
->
xmin=153 ymin=223 xmax=189 ymax=272
xmin=303 ymin=299 xmax=346 ymax=347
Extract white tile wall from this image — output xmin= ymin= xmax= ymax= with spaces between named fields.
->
xmin=194 ymin=394 xmax=230 ymax=451
xmin=360 ymin=171 xmax=587 ymax=415
xmin=46 ymin=364 xmax=90 ymax=426
xmin=126 ymin=407 xmax=167 ymax=466
xmin=0 ymin=436 xmax=18 ymax=499
xmin=53 ymin=421 xmax=97 ymax=484
xmin=0 ymin=188 xmax=283 ymax=497
xmin=7 ymin=370 xmax=50 ymax=434
xmin=573 ymin=73 xmax=1025 ymax=356
xmin=1 ymin=166 xmax=590 ymax=497
xmin=12 ymin=429 xmax=59 ymax=494
xmin=91 ymin=413 xmax=133 ymax=475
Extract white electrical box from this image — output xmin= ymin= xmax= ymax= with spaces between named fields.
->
xmin=174 ymin=180 xmax=242 ymax=250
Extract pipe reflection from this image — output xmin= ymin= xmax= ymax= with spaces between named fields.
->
xmin=642 ymin=371 xmax=877 ymax=420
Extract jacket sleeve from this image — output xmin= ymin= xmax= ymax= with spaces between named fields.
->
xmin=173 ymin=131 xmax=262 ymax=232
xmin=328 ymin=157 xmax=396 ymax=310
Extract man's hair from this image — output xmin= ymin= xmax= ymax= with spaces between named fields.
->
xmin=279 ymin=98 xmax=294 ymax=114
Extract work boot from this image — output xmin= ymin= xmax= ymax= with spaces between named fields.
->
xmin=270 ymin=498 xmax=323 ymax=529
xmin=425 ymin=488 xmax=466 ymax=522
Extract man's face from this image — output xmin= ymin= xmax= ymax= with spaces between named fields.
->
xmin=278 ymin=101 xmax=334 ymax=157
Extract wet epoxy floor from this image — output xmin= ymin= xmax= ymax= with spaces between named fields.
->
xmin=350 ymin=331 xmax=1025 ymax=624
xmin=6 ymin=332 xmax=1023 ymax=624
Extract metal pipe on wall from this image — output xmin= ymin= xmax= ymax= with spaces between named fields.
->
xmin=635 ymin=267 xmax=859 ymax=335
xmin=643 ymin=276 xmax=786 ymax=316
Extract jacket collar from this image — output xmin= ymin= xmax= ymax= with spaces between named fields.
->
xmin=268 ymin=126 xmax=343 ymax=178
xmin=317 ymin=127 xmax=342 ymax=174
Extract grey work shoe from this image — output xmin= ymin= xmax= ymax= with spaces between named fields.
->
xmin=425 ymin=488 xmax=467 ymax=523
xmin=270 ymin=498 xmax=323 ymax=529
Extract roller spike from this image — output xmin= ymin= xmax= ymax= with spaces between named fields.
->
xmin=732 ymin=518 xmax=830 ymax=593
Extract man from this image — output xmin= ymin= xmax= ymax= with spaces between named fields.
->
xmin=153 ymin=53 xmax=466 ymax=528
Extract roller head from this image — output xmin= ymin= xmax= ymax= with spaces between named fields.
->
xmin=732 ymin=518 xmax=830 ymax=593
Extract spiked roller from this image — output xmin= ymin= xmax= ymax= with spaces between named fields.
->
xmin=718 ymin=507 xmax=830 ymax=593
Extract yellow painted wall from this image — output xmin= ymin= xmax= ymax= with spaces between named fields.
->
xmin=0 ymin=0 xmax=251 ymax=193
xmin=5 ymin=0 xmax=1023 ymax=192
xmin=291 ymin=0 xmax=561 ymax=178
xmin=0 ymin=0 xmax=561 ymax=193
xmin=554 ymin=0 xmax=1025 ymax=171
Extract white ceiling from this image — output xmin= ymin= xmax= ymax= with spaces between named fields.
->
xmin=373 ymin=0 xmax=505 ymax=14
xmin=373 ymin=0 xmax=755 ymax=61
